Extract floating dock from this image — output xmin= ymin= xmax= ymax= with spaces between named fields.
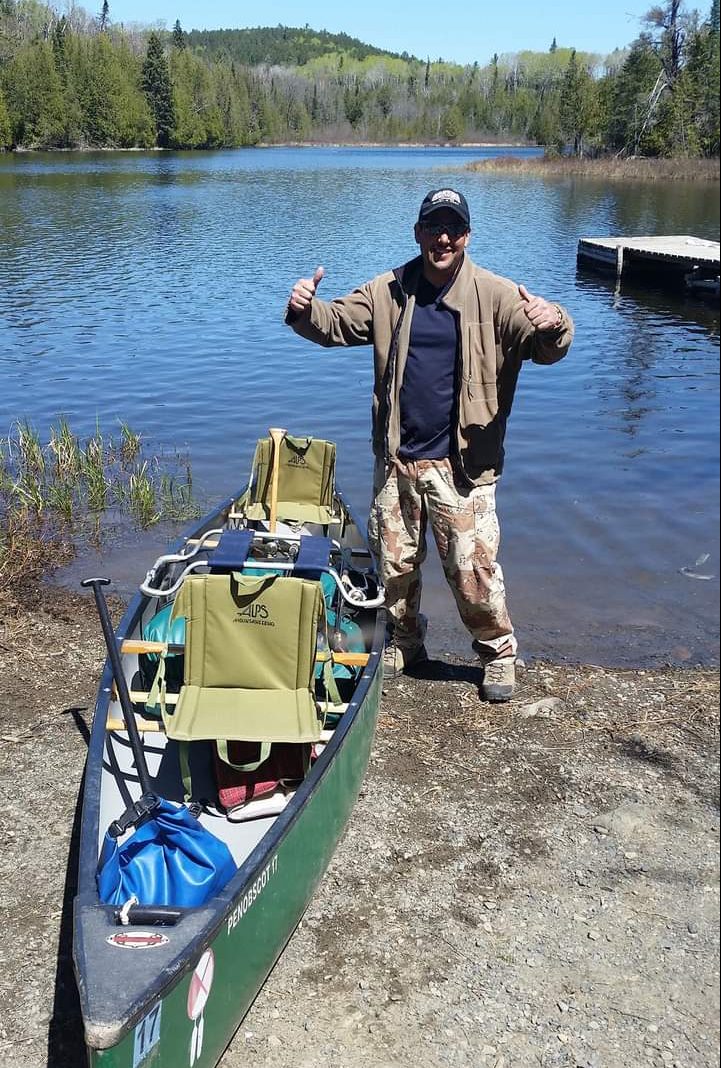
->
xmin=577 ymin=235 xmax=720 ymax=294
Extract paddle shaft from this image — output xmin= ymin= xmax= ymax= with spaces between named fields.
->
xmin=268 ymin=426 xmax=286 ymax=533
xmin=82 ymin=577 xmax=154 ymax=795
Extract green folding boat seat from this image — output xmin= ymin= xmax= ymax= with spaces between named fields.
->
xmin=159 ymin=571 xmax=326 ymax=746
xmin=242 ymin=434 xmax=337 ymax=526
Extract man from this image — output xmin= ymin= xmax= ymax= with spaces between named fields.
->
xmin=285 ymin=188 xmax=573 ymax=701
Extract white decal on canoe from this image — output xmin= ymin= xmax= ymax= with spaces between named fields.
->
xmin=188 ymin=949 xmax=214 ymax=1066
xmin=106 ymin=931 xmax=170 ymax=949
xmin=226 ymin=855 xmax=279 ymax=936
xmin=133 ymin=1002 xmax=162 ymax=1068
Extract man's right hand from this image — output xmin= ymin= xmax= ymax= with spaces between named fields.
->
xmin=289 ymin=266 xmax=324 ymax=315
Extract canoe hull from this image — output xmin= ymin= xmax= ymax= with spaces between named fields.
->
xmin=73 ymin=489 xmax=384 ymax=1068
xmin=81 ymin=663 xmax=381 ymax=1067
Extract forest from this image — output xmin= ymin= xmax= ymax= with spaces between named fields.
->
xmin=0 ymin=0 xmax=718 ymax=156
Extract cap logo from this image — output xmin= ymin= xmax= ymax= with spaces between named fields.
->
xmin=430 ymin=190 xmax=461 ymax=207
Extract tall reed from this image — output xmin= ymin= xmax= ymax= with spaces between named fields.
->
xmin=83 ymin=429 xmax=108 ymax=513
xmin=0 ymin=418 xmax=200 ymax=592
xmin=49 ymin=417 xmax=82 ymax=481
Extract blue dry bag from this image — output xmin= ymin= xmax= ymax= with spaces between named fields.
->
xmin=97 ymin=798 xmax=236 ymax=908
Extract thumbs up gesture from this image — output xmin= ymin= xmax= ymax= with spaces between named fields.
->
xmin=519 ymin=284 xmax=562 ymax=332
xmin=289 ymin=266 xmax=325 ymax=316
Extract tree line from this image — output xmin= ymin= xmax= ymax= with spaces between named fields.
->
xmin=0 ymin=0 xmax=718 ymax=156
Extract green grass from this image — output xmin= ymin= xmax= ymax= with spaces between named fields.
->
xmin=0 ymin=418 xmax=201 ymax=593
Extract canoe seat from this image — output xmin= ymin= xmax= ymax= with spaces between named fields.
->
xmin=139 ymin=569 xmax=332 ymax=809
xmin=230 ymin=434 xmax=338 ymax=527
xmin=160 ymin=571 xmax=326 ymax=745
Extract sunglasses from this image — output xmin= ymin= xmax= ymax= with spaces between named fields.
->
xmin=420 ymin=221 xmax=468 ymax=239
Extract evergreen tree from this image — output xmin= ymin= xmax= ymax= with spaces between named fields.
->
xmin=98 ymin=0 xmax=109 ymax=33
xmin=559 ymin=50 xmax=597 ymax=154
xmin=214 ymin=62 xmax=251 ymax=144
xmin=0 ymin=84 xmax=12 ymax=148
xmin=142 ymin=31 xmax=175 ymax=147
xmin=77 ymin=33 xmax=123 ymax=145
xmin=172 ymin=19 xmax=186 ymax=51
xmin=2 ymin=42 xmax=68 ymax=147
xmin=112 ymin=38 xmax=155 ymax=147
xmin=51 ymin=15 xmax=70 ymax=77
xmin=343 ymin=83 xmax=364 ymax=127
xmin=550 ymin=37 xmax=558 ymax=52
xmin=606 ymin=35 xmax=663 ymax=152
xmin=441 ymin=105 xmax=464 ymax=141
xmin=667 ymin=6 xmax=720 ymax=154
xmin=170 ymin=48 xmax=225 ymax=147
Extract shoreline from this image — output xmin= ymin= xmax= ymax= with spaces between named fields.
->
xmin=5 ymin=141 xmax=532 ymax=155
xmin=4 ymin=146 xmax=717 ymax=183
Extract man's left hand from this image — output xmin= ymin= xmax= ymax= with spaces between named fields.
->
xmin=519 ymin=284 xmax=562 ymax=331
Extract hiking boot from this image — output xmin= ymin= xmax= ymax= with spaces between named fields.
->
xmin=480 ymin=656 xmax=516 ymax=702
xmin=383 ymin=642 xmax=428 ymax=679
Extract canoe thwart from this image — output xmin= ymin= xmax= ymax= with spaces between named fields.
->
xmin=120 ymin=638 xmax=369 ymax=667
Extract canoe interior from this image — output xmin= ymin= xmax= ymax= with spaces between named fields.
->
xmin=74 ymin=488 xmax=385 ymax=1065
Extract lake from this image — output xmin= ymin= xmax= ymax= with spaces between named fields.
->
xmin=1 ymin=146 xmax=719 ymax=667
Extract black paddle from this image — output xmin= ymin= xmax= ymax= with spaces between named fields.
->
xmin=82 ymin=577 xmax=156 ymax=799
xmin=82 ymin=577 xmax=235 ymax=923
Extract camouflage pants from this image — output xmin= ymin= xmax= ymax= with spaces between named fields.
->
xmin=367 ymin=458 xmax=516 ymax=659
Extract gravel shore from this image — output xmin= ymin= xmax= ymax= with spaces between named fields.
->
xmin=0 ymin=588 xmax=718 ymax=1068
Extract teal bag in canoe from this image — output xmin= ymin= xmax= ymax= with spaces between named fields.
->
xmin=138 ymin=603 xmax=186 ymax=710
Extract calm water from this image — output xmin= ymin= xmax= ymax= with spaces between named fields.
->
xmin=1 ymin=147 xmax=719 ymax=666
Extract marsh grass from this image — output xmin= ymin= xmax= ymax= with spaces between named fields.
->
xmin=466 ymin=155 xmax=721 ymax=182
xmin=0 ymin=419 xmax=200 ymax=592
xmin=49 ymin=417 xmax=82 ymax=480
xmin=127 ymin=461 xmax=160 ymax=526
xmin=82 ymin=429 xmax=108 ymax=513
xmin=118 ymin=420 xmax=142 ymax=465
xmin=160 ymin=465 xmax=200 ymax=523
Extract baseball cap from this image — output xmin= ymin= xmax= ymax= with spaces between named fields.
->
xmin=418 ymin=188 xmax=470 ymax=228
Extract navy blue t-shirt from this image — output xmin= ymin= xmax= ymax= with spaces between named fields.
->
xmin=398 ymin=275 xmax=458 ymax=460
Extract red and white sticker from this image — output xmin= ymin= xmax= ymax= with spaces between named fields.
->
xmin=187 ymin=949 xmax=214 ymax=1020
xmin=106 ymin=931 xmax=170 ymax=950
xmin=187 ymin=949 xmax=214 ymax=1065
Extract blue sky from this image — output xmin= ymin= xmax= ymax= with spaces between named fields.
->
xmin=103 ymin=0 xmax=662 ymax=63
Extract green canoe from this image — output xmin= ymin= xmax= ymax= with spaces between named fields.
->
xmin=73 ymin=471 xmax=385 ymax=1068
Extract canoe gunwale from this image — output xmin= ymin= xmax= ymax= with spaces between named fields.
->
xmin=74 ymin=486 xmax=385 ymax=1052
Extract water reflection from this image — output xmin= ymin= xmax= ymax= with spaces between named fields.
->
xmin=1 ymin=148 xmax=718 ymax=667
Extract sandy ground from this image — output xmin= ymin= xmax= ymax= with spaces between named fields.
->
xmin=0 ymin=588 xmax=718 ymax=1068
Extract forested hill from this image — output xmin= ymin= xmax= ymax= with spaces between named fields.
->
xmin=185 ymin=25 xmax=409 ymax=65
xmin=0 ymin=0 xmax=718 ymax=157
